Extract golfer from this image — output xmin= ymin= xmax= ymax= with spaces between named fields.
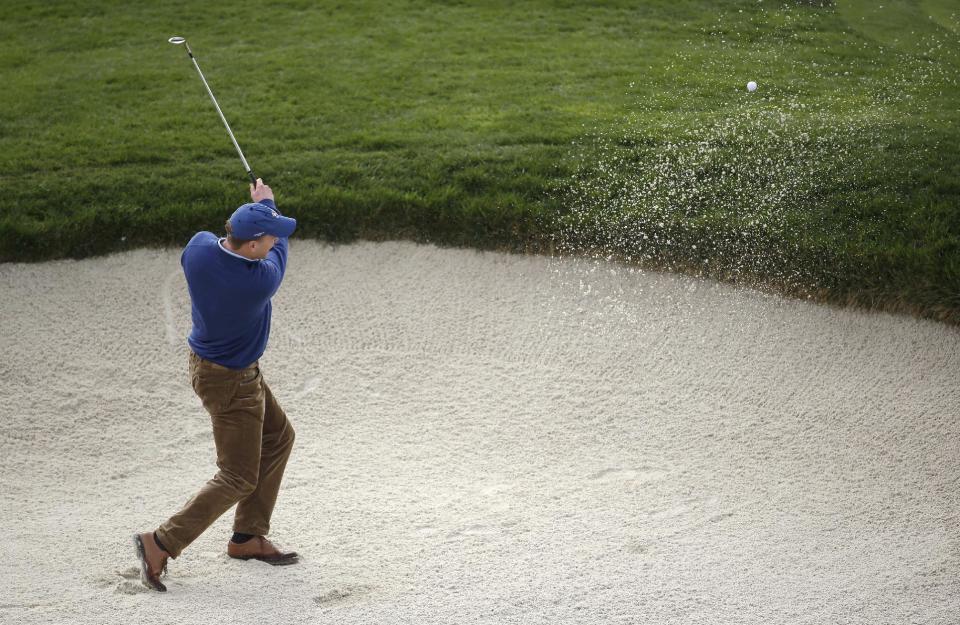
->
xmin=134 ymin=179 xmax=299 ymax=592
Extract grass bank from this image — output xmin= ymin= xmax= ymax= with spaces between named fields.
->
xmin=1 ymin=1 xmax=957 ymax=322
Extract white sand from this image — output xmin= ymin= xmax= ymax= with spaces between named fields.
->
xmin=1 ymin=239 xmax=958 ymax=624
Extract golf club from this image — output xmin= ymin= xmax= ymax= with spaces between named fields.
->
xmin=168 ymin=36 xmax=257 ymax=186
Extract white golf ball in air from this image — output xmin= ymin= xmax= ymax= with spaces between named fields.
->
xmin=747 ymin=81 xmax=758 ymax=92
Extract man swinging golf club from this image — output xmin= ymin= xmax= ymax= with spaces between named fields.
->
xmin=133 ymin=179 xmax=299 ymax=592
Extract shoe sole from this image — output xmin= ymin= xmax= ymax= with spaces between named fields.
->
xmin=228 ymin=554 xmax=300 ymax=566
xmin=132 ymin=534 xmax=167 ymax=592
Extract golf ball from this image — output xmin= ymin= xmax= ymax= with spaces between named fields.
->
xmin=747 ymin=81 xmax=757 ymax=92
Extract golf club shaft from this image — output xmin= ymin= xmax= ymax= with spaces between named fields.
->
xmin=182 ymin=42 xmax=256 ymax=186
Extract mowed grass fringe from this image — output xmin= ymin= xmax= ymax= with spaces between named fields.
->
xmin=1 ymin=1 xmax=957 ymax=324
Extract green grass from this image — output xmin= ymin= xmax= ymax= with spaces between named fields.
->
xmin=1 ymin=1 xmax=958 ymax=323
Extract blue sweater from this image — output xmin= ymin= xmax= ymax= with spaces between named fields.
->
xmin=180 ymin=199 xmax=289 ymax=369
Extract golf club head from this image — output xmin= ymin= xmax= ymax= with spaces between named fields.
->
xmin=168 ymin=36 xmax=186 ymax=45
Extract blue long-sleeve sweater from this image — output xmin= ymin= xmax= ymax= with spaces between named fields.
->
xmin=180 ymin=199 xmax=289 ymax=369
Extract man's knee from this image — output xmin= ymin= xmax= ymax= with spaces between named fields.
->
xmin=238 ymin=476 xmax=258 ymax=497
xmin=275 ymin=419 xmax=295 ymax=449
xmin=277 ymin=424 xmax=295 ymax=456
xmin=220 ymin=470 xmax=258 ymax=498
xmin=262 ymin=422 xmax=294 ymax=458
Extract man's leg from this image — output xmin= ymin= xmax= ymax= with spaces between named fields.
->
xmin=154 ymin=356 xmax=265 ymax=558
xmin=233 ymin=374 xmax=295 ymax=536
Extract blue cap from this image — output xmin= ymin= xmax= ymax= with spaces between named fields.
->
xmin=228 ymin=203 xmax=297 ymax=239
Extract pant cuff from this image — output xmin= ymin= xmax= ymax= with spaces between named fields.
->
xmin=154 ymin=528 xmax=183 ymax=559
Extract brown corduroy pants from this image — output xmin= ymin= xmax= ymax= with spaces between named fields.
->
xmin=155 ymin=351 xmax=295 ymax=558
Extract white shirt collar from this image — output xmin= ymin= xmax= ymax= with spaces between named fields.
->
xmin=218 ymin=237 xmax=259 ymax=262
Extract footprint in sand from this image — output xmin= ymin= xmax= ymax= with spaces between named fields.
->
xmin=115 ymin=567 xmax=139 ymax=579
xmin=313 ymin=584 xmax=372 ymax=606
xmin=447 ymin=524 xmax=500 ymax=539
xmin=91 ymin=567 xmax=139 ymax=588
xmin=628 ymin=497 xmax=741 ymax=554
xmin=114 ymin=580 xmax=150 ymax=595
xmin=295 ymin=376 xmax=322 ymax=400
xmin=161 ymin=267 xmax=186 ymax=347
xmin=92 ymin=568 xmax=150 ymax=595
xmin=412 ymin=525 xmax=440 ymax=537
xmin=478 ymin=482 xmax=515 ymax=496
xmin=588 ymin=467 xmax=666 ymax=483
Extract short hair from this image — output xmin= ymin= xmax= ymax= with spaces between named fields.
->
xmin=224 ymin=220 xmax=256 ymax=248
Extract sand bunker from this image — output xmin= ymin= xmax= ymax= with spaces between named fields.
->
xmin=1 ymin=239 xmax=958 ymax=624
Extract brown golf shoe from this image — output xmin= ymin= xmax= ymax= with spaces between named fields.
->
xmin=133 ymin=532 xmax=169 ymax=592
xmin=227 ymin=536 xmax=299 ymax=566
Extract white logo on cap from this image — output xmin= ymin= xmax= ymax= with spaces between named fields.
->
xmin=270 ymin=210 xmax=278 ymax=218
xmin=253 ymin=232 xmax=265 ymax=237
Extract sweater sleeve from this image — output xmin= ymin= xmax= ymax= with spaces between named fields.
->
xmin=255 ymin=199 xmax=289 ymax=297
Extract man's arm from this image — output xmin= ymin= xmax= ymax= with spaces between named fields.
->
xmin=250 ymin=179 xmax=290 ymax=296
